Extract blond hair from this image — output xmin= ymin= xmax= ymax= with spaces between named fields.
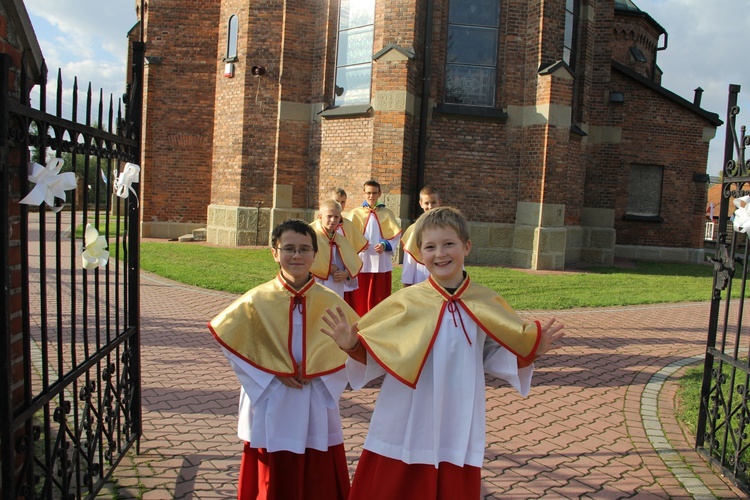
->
xmin=414 ymin=206 xmax=470 ymax=250
xmin=319 ymin=198 xmax=342 ymax=212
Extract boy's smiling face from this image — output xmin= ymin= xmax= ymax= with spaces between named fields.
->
xmin=272 ymin=230 xmax=316 ymax=289
xmin=420 ymin=225 xmax=471 ymax=289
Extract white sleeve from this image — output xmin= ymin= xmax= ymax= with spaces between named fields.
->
xmin=483 ymin=338 xmax=534 ymax=397
xmin=346 ymin=352 xmax=386 ymax=390
xmin=315 ymin=370 xmax=349 ymax=409
xmin=223 ymin=348 xmax=280 ymax=405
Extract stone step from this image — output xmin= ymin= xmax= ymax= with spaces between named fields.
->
xmin=193 ymin=228 xmax=207 ymax=241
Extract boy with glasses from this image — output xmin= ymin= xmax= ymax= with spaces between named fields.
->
xmin=347 ymin=180 xmax=402 ymax=314
xmin=209 ymin=219 xmax=358 ymax=499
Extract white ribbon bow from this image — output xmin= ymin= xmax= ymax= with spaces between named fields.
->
xmin=114 ymin=163 xmax=140 ymax=205
xmin=19 ymin=158 xmax=77 ymax=212
xmin=733 ymin=196 xmax=750 ymax=234
xmin=81 ymin=224 xmax=109 ymax=269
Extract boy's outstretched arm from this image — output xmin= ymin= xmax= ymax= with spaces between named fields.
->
xmin=321 ymin=307 xmax=359 ymax=350
xmin=535 ymin=318 xmax=565 ymax=358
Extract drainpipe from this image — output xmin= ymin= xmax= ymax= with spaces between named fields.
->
xmin=414 ymin=0 xmax=434 ymax=217
xmin=652 ymin=31 xmax=668 ymax=82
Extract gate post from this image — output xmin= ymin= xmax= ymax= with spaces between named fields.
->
xmin=696 ymin=84 xmax=741 ymax=447
xmin=0 ymin=52 xmax=22 ymax=499
xmin=129 ymin=40 xmax=145 ymax=453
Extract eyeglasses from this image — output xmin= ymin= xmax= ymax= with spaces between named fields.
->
xmin=275 ymin=246 xmax=315 ymax=256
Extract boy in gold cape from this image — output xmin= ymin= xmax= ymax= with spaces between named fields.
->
xmin=322 ymin=207 xmax=565 ymax=499
xmin=310 ymin=199 xmax=364 ymax=297
xmin=209 ymin=219 xmax=358 ymax=500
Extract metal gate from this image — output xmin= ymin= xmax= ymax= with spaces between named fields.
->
xmin=697 ymin=83 xmax=750 ymax=494
xmin=0 ymin=42 xmax=144 ymax=498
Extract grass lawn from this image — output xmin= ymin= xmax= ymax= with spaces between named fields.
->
xmin=140 ymin=241 xmax=723 ymax=310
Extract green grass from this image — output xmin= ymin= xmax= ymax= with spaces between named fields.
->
xmin=139 ymin=242 xmax=723 ymax=309
xmin=140 ymin=243 xmax=280 ymax=294
xmin=468 ymin=261 xmax=717 ymax=310
xmin=74 ymin=217 xmax=127 ymax=238
xmin=676 ymin=361 xmax=750 ymax=481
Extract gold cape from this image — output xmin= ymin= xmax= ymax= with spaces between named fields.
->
xmin=339 ymin=218 xmax=368 ymax=253
xmin=208 ymin=274 xmax=359 ymax=377
xmin=348 ymin=204 xmax=402 ymax=241
xmin=356 ymin=276 xmax=541 ymax=388
xmin=400 ymin=224 xmax=422 ymax=264
xmin=309 ymin=219 xmax=363 ymax=279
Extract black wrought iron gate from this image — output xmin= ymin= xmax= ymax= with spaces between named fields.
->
xmin=697 ymin=84 xmax=750 ymax=494
xmin=0 ymin=42 xmax=144 ymax=498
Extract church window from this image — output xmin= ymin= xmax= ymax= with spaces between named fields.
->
xmin=626 ymin=164 xmax=664 ymax=220
xmin=334 ymin=0 xmax=375 ymax=106
xmin=445 ymin=0 xmax=499 ymax=107
xmin=226 ymin=15 xmax=238 ymax=62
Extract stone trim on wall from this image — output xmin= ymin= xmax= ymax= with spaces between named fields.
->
xmin=615 ymin=244 xmax=707 ymax=264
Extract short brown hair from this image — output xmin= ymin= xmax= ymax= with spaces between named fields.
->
xmin=363 ymin=180 xmax=381 ymax=192
xmin=414 ymin=206 xmax=470 ymax=250
xmin=420 ymin=185 xmax=439 ymax=197
xmin=329 ymin=187 xmax=347 ymax=198
xmin=271 ymin=219 xmax=318 ymax=253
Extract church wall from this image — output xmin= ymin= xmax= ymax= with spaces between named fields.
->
xmin=139 ymin=0 xmax=219 ymax=238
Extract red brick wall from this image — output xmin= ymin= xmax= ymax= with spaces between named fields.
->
xmin=0 ymin=8 xmax=42 ymax=491
xmin=141 ymin=0 xmax=220 ymax=223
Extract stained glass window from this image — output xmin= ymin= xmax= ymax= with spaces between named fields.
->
xmin=445 ymin=0 xmax=499 ymax=107
xmin=335 ymin=0 xmax=375 ymax=106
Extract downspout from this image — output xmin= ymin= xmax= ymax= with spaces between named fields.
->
xmin=415 ymin=0 xmax=434 ymax=217
xmin=652 ymin=30 xmax=667 ymax=82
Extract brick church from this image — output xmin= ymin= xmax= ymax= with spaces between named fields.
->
xmin=129 ymin=0 xmax=721 ymax=270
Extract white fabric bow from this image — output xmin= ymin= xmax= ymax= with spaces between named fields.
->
xmin=19 ymin=158 xmax=77 ymax=212
xmin=733 ymin=196 xmax=750 ymax=234
xmin=81 ymin=224 xmax=109 ymax=269
xmin=114 ymin=163 xmax=140 ymax=205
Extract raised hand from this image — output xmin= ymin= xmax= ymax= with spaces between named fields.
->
xmin=321 ymin=306 xmax=359 ymax=350
xmin=536 ymin=318 xmax=565 ymax=357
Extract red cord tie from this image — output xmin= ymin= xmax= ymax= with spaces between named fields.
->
xmin=447 ymin=299 xmax=471 ymax=346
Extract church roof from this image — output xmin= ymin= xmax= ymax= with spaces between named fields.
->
xmin=614 ymin=0 xmax=642 ymax=13
xmin=614 ymin=0 xmax=666 ymax=35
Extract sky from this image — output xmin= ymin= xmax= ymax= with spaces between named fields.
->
xmin=24 ymin=0 xmax=137 ymax=125
xmin=22 ymin=0 xmax=750 ymax=176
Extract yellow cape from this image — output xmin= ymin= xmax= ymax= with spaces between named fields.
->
xmin=339 ymin=218 xmax=368 ymax=253
xmin=356 ymin=276 xmax=540 ymax=388
xmin=208 ymin=274 xmax=359 ymax=377
xmin=348 ymin=205 xmax=402 ymax=241
xmin=310 ymin=219 xmax=363 ymax=279
xmin=400 ymin=223 xmax=422 ymax=264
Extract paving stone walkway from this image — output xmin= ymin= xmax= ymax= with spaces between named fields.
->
xmin=103 ymin=270 xmax=746 ymax=499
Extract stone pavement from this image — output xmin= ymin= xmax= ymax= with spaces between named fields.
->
xmin=105 ymin=271 xmax=747 ymax=499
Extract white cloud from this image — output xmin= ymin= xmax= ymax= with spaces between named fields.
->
xmin=24 ymin=0 xmax=137 ymax=123
xmin=25 ymin=0 xmax=135 ymax=64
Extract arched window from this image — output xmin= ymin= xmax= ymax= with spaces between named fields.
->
xmin=226 ymin=15 xmax=238 ymax=62
xmin=445 ymin=0 xmax=499 ymax=107
xmin=334 ymin=0 xmax=375 ymax=106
